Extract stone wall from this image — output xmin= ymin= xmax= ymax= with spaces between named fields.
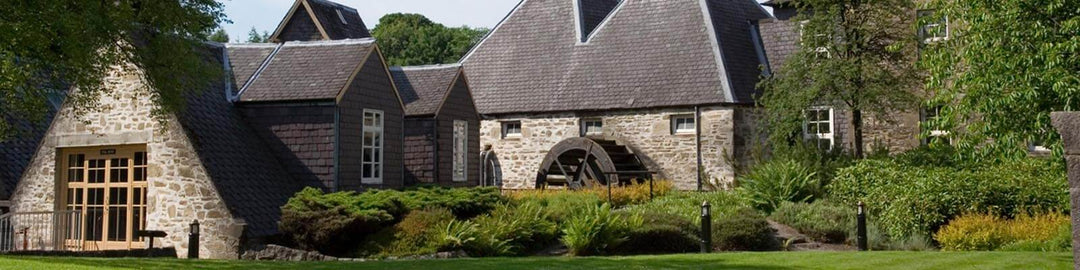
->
xmin=9 ymin=67 xmax=245 ymax=259
xmin=479 ymin=105 xmax=748 ymax=190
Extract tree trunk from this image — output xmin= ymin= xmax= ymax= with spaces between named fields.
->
xmin=852 ymin=109 xmax=864 ymax=158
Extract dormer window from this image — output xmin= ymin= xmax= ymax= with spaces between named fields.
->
xmin=336 ymin=9 xmax=348 ymax=25
xmin=576 ymin=0 xmax=623 ymax=42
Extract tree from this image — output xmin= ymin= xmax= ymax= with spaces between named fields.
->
xmin=0 ymin=0 xmax=227 ymax=140
xmin=757 ymin=0 xmax=922 ymax=158
xmin=208 ymin=28 xmax=230 ymax=43
xmin=921 ymin=0 xmax=1080 ymax=158
xmin=247 ymin=27 xmax=271 ymax=43
xmin=371 ymin=13 xmax=488 ymax=66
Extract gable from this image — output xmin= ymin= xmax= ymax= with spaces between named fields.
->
xmin=463 ymin=0 xmax=756 ymax=114
xmin=392 ymin=65 xmax=462 ymax=116
xmin=271 ymin=0 xmax=372 ymax=42
xmin=275 ymin=3 xmax=324 ymax=42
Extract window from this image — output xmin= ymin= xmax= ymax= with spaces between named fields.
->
xmin=362 ymin=110 xmax=384 ymax=184
xmin=453 ymin=120 xmax=468 ymax=182
xmin=336 ymin=9 xmax=348 ymax=25
xmin=918 ymin=10 xmax=948 ymax=43
xmin=501 ymin=121 xmax=522 ymax=138
xmin=799 ymin=20 xmax=830 ymax=58
xmin=672 ymin=115 xmax=695 ymax=134
xmin=61 ymin=147 xmax=148 ymax=250
xmin=581 ymin=118 xmax=603 ymax=136
xmin=921 ymin=105 xmax=949 ymax=145
xmin=804 ymin=107 xmax=834 ymax=150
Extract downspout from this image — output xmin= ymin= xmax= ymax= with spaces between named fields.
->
xmin=333 ymin=106 xmax=341 ymax=191
xmin=695 ymin=106 xmax=703 ymax=191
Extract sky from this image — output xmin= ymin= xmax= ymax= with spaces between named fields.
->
xmin=220 ymin=0 xmax=522 ymax=43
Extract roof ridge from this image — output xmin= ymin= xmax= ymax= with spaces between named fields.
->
xmin=226 ymin=43 xmax=280 ymax=48
xmin=391 ymin=63 xmax=462 ymax=71
xmin=282 ymin=38 xmax=376 ymax=47
xmin=306 ymin=0 xmax=358 ymax=12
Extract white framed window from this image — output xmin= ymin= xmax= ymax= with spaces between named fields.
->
xmin=362 ymin=109 xmax=383 ymax=184
xmin=581 ymin=118 xmax=603 ymax=136
xmin=453 ymin=120 xmax=468 ymax=182
xmin=799 ymin=20 xmax=830 ymax=58
xmin=803 ymin=107 xmax=834 ymax=150
xmin=501 ymin=121 xmax=522 ymax=139
xmin=921 ymin=105 xmax=950 ymax=145
xmin=918 ymin=10 xmax=948 ymax=43
xmin=336 ymin=9 xmax=348 ymax=25
xmin=672 ymin=115 xmax=695 ymax=134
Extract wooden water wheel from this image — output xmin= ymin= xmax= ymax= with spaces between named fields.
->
xmin=535 ymin=137 xmax=648 ymax=190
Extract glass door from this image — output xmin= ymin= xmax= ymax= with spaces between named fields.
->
xmin=61 ymin=146 xmax=148 ymax=250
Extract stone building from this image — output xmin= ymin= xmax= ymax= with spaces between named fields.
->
xmin=758 ymin=0 xmax=937 ymax=153
xmin=392 ymin=64 xmax=482 ymax=187
xmin=0 ymin=0 xmax=481 ymax=258
xmin=462 ymin=0 xmax=774 ymax=190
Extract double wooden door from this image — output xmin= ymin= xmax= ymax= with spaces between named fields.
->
xmin=60 ymin=146 xmax=148 ymax=250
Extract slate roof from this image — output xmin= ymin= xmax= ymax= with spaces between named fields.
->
xmin=758 ymin=6 xmax=800 ymax=71
xmin=226 ymin=44 xmax=278 ymax=96
xmin=232 ymin=39 xmax=375 ymax=102
xmin=0 ymin=114 xmax=53 ymax=201
xmin=177 ymin=45 xmax=309 ymax=236
xmin=391 ymin=64 xmax=462 ymax=117
xmin=462 ymin=0 xmax=774 ymax=115
xmin=305 ymin=0 xmax=372 ymax=40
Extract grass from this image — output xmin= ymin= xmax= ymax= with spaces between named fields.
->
xmin=0 ymin=251 xmax=1071 ymax=270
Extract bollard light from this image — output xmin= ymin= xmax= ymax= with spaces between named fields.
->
xmin=189 ymin=220 xmax=201 ymax=259
xmin=857 ymin=201 xmax=868 ymax=251
xmin=700 ymin=201 xmax=712 ymax=253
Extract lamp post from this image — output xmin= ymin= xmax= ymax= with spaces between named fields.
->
xmin=188 ymin=220 xmax=200 ymax=259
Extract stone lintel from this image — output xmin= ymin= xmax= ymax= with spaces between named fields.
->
xmin=52 ymin=131 xmax=153 ymax=148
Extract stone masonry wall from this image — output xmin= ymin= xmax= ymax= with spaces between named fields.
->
xmin=480 ymin=106 xmax=743 ymax=190
xmin=9 ymin=67 xmax=245 ymax=259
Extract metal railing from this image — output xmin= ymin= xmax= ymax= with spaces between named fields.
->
xmin=0 ymin=210 xmax=83 ymax=252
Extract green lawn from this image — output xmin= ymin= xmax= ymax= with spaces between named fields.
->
xmin=0 ymin=251 xmax=1071 ymax=270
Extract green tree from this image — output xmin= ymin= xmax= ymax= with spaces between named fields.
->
xmin=921 ymin=0 xmax=1080 ymax=158
xmin=0 ymin=0 xmax=227 ymax=140
xmin=371 ymin=13 xmax=488 ymax=66
xmin=757 ymin=0 xmax=922 ymax=158
xmin=247 ymin=27 xmax=271 ymax=43
xmin=208 ymin=28 xmax=230 ymax=43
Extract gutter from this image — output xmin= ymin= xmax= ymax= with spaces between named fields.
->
xmin=333 ymin=106 xmax=341 ymax=191
xmin=695 ymin=106 xmax=703 ymax=191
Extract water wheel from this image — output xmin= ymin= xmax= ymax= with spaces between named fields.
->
xmin=535 ymin=137 xmax=648 ymax=190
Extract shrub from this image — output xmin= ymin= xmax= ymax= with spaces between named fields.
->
xmin=279 ymin=187 xmax=400 ymax=255
xmin=712 ymin=208 xmax=779 ymax=251
xmin=615 ymin=212 xmax=701 ymax=255
xmin=737 ymin=159 xmax=819 ymax=213
xmin=508 ymin=190 xmax=604 ymax=222
xmin=934 ymin=212 xmax=1071 ymax=251
xmin=507 ymin=180 xmax=673 ymax=208
xmin=769 ymin=201 xmax=853 ymax=243
xmin=472 ymin=201 xmax=560 ymax=255
xmin=626 ymin=191 xmax=749 ymax=226
xmin=829 ymin=157 xmax=1067 ymax=240
xmin=395 ymin=186 xmax=505 ymax=219
xmin=561 ymin=204 xmax=643 ymax=256
xmin=359 ymin=207 xmax=456 ymax=257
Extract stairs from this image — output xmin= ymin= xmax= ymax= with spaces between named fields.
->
xmin=590 ymin=139 xmax=649 ymax=185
